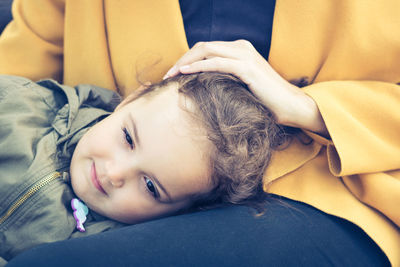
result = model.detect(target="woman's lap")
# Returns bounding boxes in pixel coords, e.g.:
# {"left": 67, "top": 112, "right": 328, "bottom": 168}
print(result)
{"left": 6, "top": 195, "right": 389, "bottom": 267}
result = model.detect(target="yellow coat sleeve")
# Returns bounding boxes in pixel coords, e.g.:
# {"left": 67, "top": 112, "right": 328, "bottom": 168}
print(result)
{"left": 343, "top": 170, "right": 400, "bottom": 227}
{"left": 0, "top": 0, "right": 65, "bottom": 81}
{"left": 305, "top": 81, "right": 400, "bottom": 227}
{"left": 304, "top": 81, "right": 400, "bottom": 176}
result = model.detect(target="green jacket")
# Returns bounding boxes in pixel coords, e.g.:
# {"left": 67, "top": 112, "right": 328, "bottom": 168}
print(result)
{"left": 0, "top": 75, "right": 124, "bottom": 262}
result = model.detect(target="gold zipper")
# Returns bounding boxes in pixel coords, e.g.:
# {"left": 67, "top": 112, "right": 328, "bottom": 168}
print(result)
{"left": 0, "top": 171, "right": 62, "bottom": 224}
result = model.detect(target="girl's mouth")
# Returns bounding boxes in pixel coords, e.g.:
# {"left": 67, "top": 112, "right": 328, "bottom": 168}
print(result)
{"left": 91, "top": 162, "right": 107, "bottom": 195}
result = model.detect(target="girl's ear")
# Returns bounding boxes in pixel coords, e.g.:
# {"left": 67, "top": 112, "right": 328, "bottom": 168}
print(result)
{"left": 115, "top": 83, "right": 151, "bottom": 111}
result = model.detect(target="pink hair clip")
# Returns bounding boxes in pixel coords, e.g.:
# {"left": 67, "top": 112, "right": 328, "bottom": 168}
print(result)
{"left": 71, "top": 198, "right": 89, "bottom": 232}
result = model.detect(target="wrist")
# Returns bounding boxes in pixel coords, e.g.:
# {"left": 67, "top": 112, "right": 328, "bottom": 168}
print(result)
{"left": 291, "top": 93, "right": 329, "bottom": 137}
{"left": 275, "top": 84, "right": 329, "bottom": 137}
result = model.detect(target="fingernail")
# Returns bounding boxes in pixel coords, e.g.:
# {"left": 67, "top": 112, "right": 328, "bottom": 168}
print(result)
{"left": 165, "top": 66, "right": 176, "bottom": 78}
{"left": 180, "top": 65, "right": 190, "bottom": 71}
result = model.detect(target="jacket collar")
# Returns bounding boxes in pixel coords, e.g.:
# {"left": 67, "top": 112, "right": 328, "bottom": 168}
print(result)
{"left": 37, "top": 79, "right": 121, "bottom": 160}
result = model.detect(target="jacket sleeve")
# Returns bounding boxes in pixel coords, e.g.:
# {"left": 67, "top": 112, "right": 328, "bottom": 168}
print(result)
{"left": 0, "top": 0, "right": 65, "bottom": 82}
{"left": 342, "top": 171, "right": 400, "bottom": 227}
{"left": 304, "top": 80, "right": 400, "bottom": 176}
{"left": 304, "top": 81, "right": 400, "bottom": 227}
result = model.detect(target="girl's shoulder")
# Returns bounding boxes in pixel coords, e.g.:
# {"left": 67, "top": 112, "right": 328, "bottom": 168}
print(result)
{"left": 0, "top": 75, "right": 65, "bottom": 112}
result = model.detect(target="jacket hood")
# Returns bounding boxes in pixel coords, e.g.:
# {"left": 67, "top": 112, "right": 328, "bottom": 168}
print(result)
{"left": 36, "top": 80, "right": 122, "bottom": 161}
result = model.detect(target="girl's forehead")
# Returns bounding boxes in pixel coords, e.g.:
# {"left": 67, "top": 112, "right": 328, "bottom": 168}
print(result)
{"left": 123, "top": 87, "right": 213, "bottom": 201}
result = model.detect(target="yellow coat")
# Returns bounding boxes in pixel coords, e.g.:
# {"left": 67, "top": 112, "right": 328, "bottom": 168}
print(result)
{"left": 0, "top": 0, "right": 399, "bottom": 265}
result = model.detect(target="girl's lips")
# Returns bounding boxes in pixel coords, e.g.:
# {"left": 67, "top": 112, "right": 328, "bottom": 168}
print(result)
{"left": 91, "top": 162, "right": 107, "bottom": 195}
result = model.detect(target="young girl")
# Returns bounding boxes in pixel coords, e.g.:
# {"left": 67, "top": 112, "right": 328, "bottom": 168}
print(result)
{"left": 0, "top": 72, "right": 283, "bottom": 261}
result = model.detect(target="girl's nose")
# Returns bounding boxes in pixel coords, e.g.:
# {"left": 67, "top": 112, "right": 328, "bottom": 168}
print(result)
{"left": 110, "top": 180, "right": 124, "bottom": 188}
{"left": 105, "top": 161, "right": 127, "bottom": 188}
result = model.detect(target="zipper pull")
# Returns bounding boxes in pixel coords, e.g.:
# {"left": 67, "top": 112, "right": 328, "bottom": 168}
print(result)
{"left": 62, "top": 172, "right": 70, "bottom": 183}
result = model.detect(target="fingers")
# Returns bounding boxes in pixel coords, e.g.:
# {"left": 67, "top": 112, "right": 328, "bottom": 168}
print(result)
{"left": 164, "top": 40, "right": 255, "bottom": 79}
{"left": 178, "top": 57, "right": 243, "bottom": 77}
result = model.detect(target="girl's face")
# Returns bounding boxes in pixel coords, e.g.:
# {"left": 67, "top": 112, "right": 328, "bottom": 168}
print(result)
{"left": 70, "top": 84, "right": 212, "bottom": 224}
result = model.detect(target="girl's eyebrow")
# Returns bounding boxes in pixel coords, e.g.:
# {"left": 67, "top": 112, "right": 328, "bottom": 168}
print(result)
{"left": 129, "top": 114, "right": 141, "bottom": 148}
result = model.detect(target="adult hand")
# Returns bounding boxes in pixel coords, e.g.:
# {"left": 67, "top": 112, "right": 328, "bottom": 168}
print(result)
{"left": 164, "top": 40, "right": 328, "bottom": 136}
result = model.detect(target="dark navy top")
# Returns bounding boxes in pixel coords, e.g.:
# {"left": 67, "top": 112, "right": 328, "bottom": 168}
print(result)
{"left": 0, "top": 0, "right": 13, "bottom": 34}
{"left": 179, "top": 0, "right": 276, "bottom": 60}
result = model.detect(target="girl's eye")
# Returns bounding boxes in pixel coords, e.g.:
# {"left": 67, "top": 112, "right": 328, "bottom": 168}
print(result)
{"left": 144, "top": 177, "right": 159, "bottom": 199}
{"left": 123, "top": 127, "right": 134, "bottom": 149}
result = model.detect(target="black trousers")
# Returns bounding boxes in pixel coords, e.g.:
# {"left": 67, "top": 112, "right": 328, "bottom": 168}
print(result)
{"left": 7, "top": 195, "right": 389, "bottom": 267}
